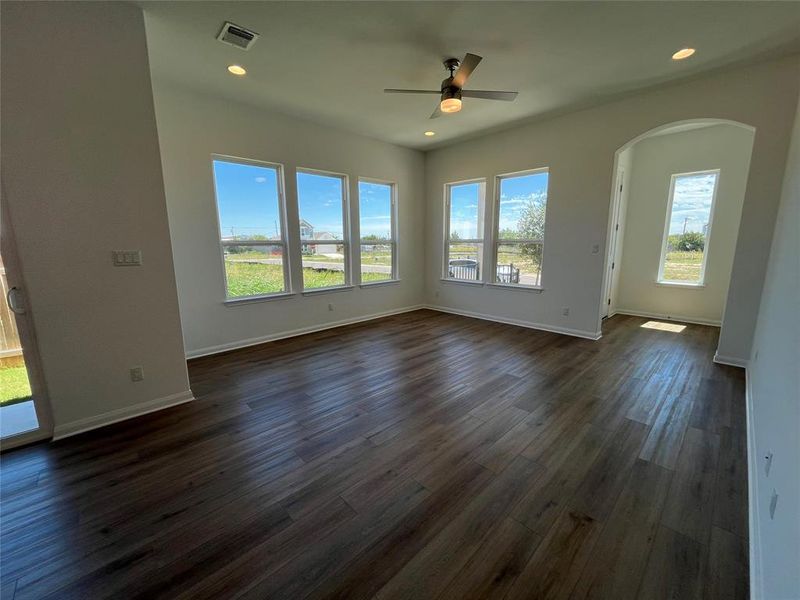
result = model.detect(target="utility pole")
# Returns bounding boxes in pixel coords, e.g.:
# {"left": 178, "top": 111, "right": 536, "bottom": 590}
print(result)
{"left": 682, "top": 217, "right": 689, "bottom": 234}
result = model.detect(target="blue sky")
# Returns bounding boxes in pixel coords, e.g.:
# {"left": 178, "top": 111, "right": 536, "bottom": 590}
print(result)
{"left": 449, "top": 172, "right": 549, "bottom": 238}
{"left": 669, "top": 172, "right": 717, "bottom": 235}
{"left": 498, "top": 172, "right": 549, "bottom": 233}
{"left": 358, "top": 181, "right": 392, "bottom": 239}
{"left": 213, "top": 160, "right": 282, "bottom": 240}
{"left": 213, "top": 160, "right": 392, "bottom": 240}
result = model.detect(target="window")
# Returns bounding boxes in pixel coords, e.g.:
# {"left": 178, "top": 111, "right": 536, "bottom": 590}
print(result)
{"left": 444, "top": 180, "right": 486, "bottom": 281}
{"left": 658, "top": 170, "right": 719, "bottom": 285}
{"left": 296, "top": 170, "right": 349, "bottom": 290}
{"left": 493, "top": 169, "right": 549, "bottom": 287}
{"left": 212, "top": 157, "right": 289, "bottom": 299}
{"left": 358, "top": 180, "right": 396, "bottom": 283}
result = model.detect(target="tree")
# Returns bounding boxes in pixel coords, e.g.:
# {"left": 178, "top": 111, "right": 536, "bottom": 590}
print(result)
{"left": 668, "top": 231, "right": 705, "bottom": 252}
{"left": 515, "top": 195, "right": 546, "bottom": 262}
{"left": 449, "top": 230, "right": 461, "bottom": 242}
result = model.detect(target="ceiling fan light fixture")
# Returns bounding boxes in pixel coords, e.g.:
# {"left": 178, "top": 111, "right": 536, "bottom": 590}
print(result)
{"left": 440, "top": 97, "right": 462, "bottom": 113}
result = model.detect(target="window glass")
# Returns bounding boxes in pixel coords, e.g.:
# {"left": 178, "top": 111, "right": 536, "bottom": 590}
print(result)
{"left": 297, "top": 171, "right": 348, "bottom": 289}
{"left": 212, "top": 159, "right": 288, "bottom": 298}
{"left": 659, "top": 171, "right": 719, "bottom": 284}
{"left": 494, "top": 170, "right": 549, "bottom": 287}
{"left": 445, "top": 181, "right": 485, "bottom": 281}
{"left": 359, "top": 181, "right": 395, "bottom": 283}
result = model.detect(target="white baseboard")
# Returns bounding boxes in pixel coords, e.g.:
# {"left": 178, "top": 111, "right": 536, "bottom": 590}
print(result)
{"left": 423, "top": 304, "right": 602, "bottom": 340}
{"left": 615, "top": 308, "right": 722, "bottom": 327}
{"left": 745, "top": 368, "right": 762, "bottom": 600}
{"left": 713, "top": 352, "right": 749, "bottom": 369}
{"left": 186, "top": 304, "right": 426, "bottom": 359}
{"left": 52, "top": 390, "right": 195, "bottom": 441}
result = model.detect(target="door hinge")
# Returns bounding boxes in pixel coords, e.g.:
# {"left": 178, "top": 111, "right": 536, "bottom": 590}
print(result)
{"left": 611, "top": 262, "right": 615, "bottom": 270}
{"left": 608, "top": 298, "right": 611, "bottom": 305}
{"left": 615, "top": 223, "right": 619, "bottom": 231}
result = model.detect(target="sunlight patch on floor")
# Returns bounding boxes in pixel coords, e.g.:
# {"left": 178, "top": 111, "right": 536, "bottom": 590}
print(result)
{"left": 640, "top": 320, "right": 687, "bottom": 333}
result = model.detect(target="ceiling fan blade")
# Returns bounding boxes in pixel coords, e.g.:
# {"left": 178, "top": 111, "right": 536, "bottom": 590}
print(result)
{"left": 461, "top": 90, "right": 518, "bottom": 101}
{"left": 429, "top": 104, "right": 442, "bottom": 119}
{"left": 452, "top": 53, "right": 482, "bottom": 88}
{"left": 384, "top": 89, "right": 441, "bottom": 95}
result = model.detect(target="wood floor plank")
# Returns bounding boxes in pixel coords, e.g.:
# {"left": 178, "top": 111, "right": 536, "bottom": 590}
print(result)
{"left": 661, "top": 426, "right": 721, "bottom": 544}
{"left": 0, "top": 311, "right": 748, "bottom": 599}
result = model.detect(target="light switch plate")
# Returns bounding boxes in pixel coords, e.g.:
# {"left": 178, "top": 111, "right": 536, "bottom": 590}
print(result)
{"left": 112, "top": 250, "right": 142, "bottom": 267}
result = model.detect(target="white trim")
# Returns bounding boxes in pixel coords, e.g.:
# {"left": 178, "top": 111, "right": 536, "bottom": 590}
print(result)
{"left": 440, "top": 278, "right": 484, "bottom": 287}
{"left": 486, "top": 283, "right": 544, "bottom": 293}
{"left": 712, "top": 352, "right": 749, "bottom": 368}
{"left": 359, "top": 279, "right": 401, "bottom": 288}
{"left": 615, "top": 308, "right": 721, "bottom": 327}
{"left": 654, "top": 281, "right": 706, "bottom": 289}
{"left": 186, "top": 304, "right": 426, "bottom": 359}
{"left": 52, "top": 390, "right": 195, "bottom": 441}
{"left": 745, "top": 368, "right": 763, "bottom": 600}
{"left": 424, "top": 304, "right": 602, "bottom": 340}
{"left": 301, "top": 285, "right": 355, "bottom": 296}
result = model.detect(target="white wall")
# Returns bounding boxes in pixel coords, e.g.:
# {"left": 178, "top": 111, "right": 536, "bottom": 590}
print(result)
{"left": 616, "top": 124, "right": 754, "bottom": 325}
{"left": 424, "top": 57, "right": 799, "bottom": 359}
{"left": 149, "top": 83, "right": 425, "bottom": 357}
{"left": 0, "top": 1, "right": 192, "bottom": 436}
{"left": 748, "top": 95, "right": 800, "bottom": 600}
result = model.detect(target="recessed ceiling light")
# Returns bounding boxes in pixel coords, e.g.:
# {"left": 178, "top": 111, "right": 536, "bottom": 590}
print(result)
{"left": 227, "top": 64, "right": 247, "bottom": 75}
{"left": 424, "top": 131, "right": 436, "bottom": 137}
{"left": 671, "top": 48, "right": 695, "bottom": 61}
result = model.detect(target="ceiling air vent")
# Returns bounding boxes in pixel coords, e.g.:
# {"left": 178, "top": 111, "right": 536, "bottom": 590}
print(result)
{"left": 217, "top": 22, "right": 259, "bottom": 51}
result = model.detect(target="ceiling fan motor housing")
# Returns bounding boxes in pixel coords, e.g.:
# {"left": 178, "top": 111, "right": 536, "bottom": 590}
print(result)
{"left": 440, "top": 78, "right": 462, "bottom": 100}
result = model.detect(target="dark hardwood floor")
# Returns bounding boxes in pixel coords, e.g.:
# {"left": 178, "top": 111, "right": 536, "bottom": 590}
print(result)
{"left": 0, "top": 310, "right": 749, "bottom": 599}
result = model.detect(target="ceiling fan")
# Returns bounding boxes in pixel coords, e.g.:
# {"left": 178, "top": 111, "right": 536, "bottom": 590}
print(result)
{"left": 384, "top": 53, "right": 518, "bottom": 119}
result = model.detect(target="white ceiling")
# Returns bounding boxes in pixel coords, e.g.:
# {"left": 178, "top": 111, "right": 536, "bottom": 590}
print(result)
{"left": 141, "top": 1, "right": 800, "bottom": 150}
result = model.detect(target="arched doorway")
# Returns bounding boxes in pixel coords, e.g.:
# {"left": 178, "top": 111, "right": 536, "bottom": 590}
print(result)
{"left": 599, "top": 119, "right": 756, "bottom": 336}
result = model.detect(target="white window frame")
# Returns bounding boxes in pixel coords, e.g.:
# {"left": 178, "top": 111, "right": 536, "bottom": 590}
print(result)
{"left": 491, "top": 167, "right": 549, "bottom": 289}
{"left": 358, "top": 177, "right": 398, "bottom": 285}
{"left": 656, "top": 169, "right": 720, "bottom": 287}
{"left": 443, "top": 178, "right": 486, "bottom": 283}
{"left": 211, "top": 154, "right": 292, "bottom": 302}
{"left": 296, "top": 167, "right": 351, "bottom": 291}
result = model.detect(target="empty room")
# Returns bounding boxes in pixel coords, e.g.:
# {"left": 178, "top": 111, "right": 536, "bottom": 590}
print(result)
{"left": 1, "top": 1, "right": 799, "bottom": 599}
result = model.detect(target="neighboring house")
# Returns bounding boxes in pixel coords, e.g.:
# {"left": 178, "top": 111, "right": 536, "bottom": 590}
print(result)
{"left": 313, "top": 231, "right": 338, "bottom": 255}
{"left": 300, "top": 219, "right": 338, "bottom": 254}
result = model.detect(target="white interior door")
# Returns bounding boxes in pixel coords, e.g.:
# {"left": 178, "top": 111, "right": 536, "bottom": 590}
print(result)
{"left": 1, "top": 195, "right": 53, "bottom": 450}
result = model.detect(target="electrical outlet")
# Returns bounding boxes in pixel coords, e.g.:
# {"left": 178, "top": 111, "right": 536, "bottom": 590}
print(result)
{"left": 112, "top": 250, "right": 142, "bottom": 267}
{"left": 130, "top": 366, "right": 144, "bottom": 382}
{"left": 765, "top": 452, "right": 773, "bottom": 477}
{"left": 562, "top": 307, "right": 570, "bottom": 317}
{"left": 769, "top": 489, "right": 778, "bottom": 519}
{"left": 328, "top": 303, "right": 334, "bottom": 312}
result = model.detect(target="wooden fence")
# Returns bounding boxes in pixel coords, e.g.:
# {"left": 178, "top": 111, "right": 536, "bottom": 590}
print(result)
{"left": 0, "top": 266, "right": 23, "bottom": 363}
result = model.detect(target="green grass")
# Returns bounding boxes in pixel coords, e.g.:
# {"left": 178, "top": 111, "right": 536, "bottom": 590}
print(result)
{"left": 0, "top": 366, "right": 32, "bottom": 406}
{"left": 225, "top": 260, "right": 386, "bottom": 298}
{"left": 663, "top": 250, "right": 703, "bottom": 282}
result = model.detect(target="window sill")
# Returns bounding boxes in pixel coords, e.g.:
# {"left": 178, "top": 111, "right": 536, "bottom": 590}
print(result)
{"left": 224, "top": 292, "right": 295, "bottom": 306}
{"left": 655, "top": 281, "right": 706, "bottom": 289}
{"left": 302, "top": 285, "right": 355, "bottom": 297}
{"left": 487, "top": 283, "right": 544, "bottom": 293}
{"left": 440, "top": 278, "right": 484, "bottom": 287}
{"left": 360, "top": 279, "right": 401, "bottom": 288}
